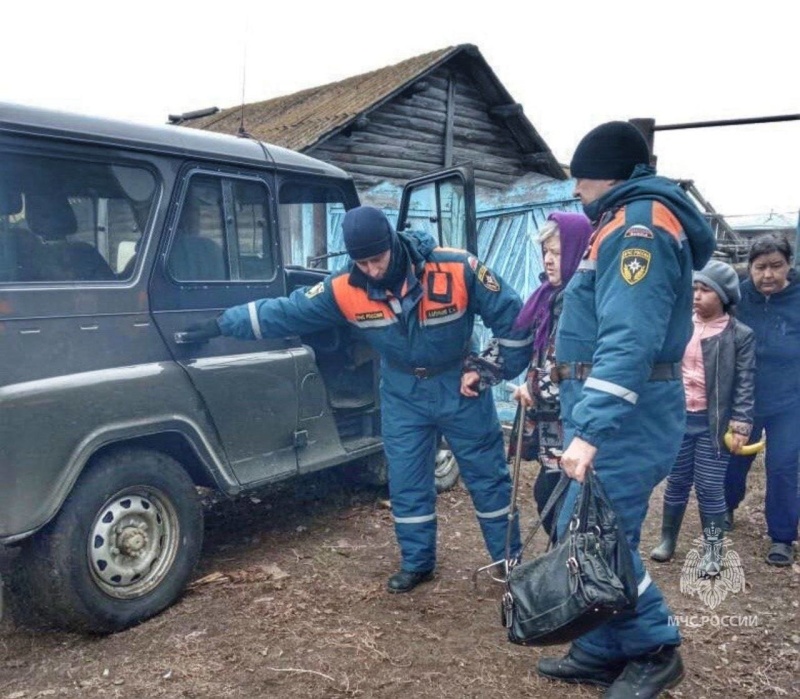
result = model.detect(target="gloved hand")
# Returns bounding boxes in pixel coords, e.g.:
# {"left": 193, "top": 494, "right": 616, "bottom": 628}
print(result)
{"left": 175, "top": 317, "right": 221, "bottom": 344}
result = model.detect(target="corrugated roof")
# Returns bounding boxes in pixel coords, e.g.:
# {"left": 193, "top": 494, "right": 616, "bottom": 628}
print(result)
{"left": 187, "top": 47, "right": 457, "bottom": 152}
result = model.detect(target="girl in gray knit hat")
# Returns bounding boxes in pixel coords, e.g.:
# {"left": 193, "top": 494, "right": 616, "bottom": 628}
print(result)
{"left": 651, "top": 259, "right": 755, "bottom": 577}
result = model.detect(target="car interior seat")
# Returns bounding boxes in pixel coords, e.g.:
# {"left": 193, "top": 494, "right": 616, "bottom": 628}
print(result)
{"left": 168, "top": 230, "right": 226, "bottom": 281}
{"left": 25, "top": 194, "right": 116, "bottom": 281}
{"left": 0, "top": 188, "right": 46, "bottom": 282}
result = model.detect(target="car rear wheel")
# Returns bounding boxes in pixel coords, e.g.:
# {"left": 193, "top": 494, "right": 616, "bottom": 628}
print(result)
{"left": 435, "top": 446, "right": 460, "bottom": 493}
{"left": 9, "top": 448, "right": 203, "bottom": 633}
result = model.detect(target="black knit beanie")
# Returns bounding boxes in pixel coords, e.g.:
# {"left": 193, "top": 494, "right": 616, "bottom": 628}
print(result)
{"left": 342, "top": 206, "right": 394, "bottom": 260}
{"left": 570, "top": 121, "right": 650, "bottom": 180}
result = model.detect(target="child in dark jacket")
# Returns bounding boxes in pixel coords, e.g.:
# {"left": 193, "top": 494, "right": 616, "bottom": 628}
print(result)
{"left": 651, "top": 260, "right": 755, "bottom": 576}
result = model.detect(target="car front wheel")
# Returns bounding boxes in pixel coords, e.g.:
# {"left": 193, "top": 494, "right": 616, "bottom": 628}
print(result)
{"left": 9, "top": 448, "right": 203, "bottom": 633}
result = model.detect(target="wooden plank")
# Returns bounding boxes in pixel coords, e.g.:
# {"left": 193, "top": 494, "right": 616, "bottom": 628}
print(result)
{"left": 444, "top": 73, "right": 455, "bottom": 168}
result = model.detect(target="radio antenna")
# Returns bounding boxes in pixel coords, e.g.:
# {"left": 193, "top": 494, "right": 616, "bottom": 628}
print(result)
{"left": 238, "top": 44, "right": 251, "bottom": 138}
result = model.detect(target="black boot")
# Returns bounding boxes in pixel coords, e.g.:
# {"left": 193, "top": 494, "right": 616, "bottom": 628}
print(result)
{"left": 538, "top": 645, "right": 626, "bottom": 688}
{"left": 386, "top": 569, "right": 434, "bottom": 593}
{"left": 722, "top": 507, "right": 735, "bottom": 532}
{"left": 698, "top": 513, "right": 726, "bottom": 578}
{"left": 605, "top": 645, "right": 684, "bottom": 698}
{"left": 650, "top": 503, "right": 686, "bottom": 562}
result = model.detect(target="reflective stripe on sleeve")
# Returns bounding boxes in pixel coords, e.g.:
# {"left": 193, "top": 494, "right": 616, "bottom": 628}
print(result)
{"left": 638, "top": 570, "right": 652, "bottom": 595}
{"left": 476, "top": 505, "right": 510, "bottom": 519}
{"left": 393, "top": 513, "right": 437, "bottom": 524}
{"left": 584, "top": 376, "right": 638, "bottom": 404}
{"left": 577, "top": 259, "right": 597, "bottom": 271}
{"left": 248, "top": 302, "right": 263, "bottom": 340}
{"left": 496, "top": 335, "right": 534, "bottom": 348}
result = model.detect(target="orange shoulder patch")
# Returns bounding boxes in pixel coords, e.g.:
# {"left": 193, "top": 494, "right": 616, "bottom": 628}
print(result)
{"left": 589, "top": 209, "right": 626, "bottom": 260}
{"left": 651, "top": 202, "right": 683, "bottom": 242}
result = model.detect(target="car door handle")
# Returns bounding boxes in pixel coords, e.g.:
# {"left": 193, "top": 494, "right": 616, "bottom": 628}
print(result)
{"left": 174, "top": 332, "right": 208, "bottom": 345}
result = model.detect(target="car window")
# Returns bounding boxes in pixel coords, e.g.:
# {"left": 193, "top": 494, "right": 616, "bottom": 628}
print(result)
{"left": 168, "top": 174, "right": 275, "bottom": 282}
{"left": 0, "top": 152, "right": 157, "bottom": 283}
{"left": 278, "top": 181, "right": 347, "bottom": 269}
{"left": 402, "top": 175, "right": 467, "bottom": 250}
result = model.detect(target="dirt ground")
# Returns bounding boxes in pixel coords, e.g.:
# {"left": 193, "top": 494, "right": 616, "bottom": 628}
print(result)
{"left": 1, "top": 456, "right": 798, "bottom": 699}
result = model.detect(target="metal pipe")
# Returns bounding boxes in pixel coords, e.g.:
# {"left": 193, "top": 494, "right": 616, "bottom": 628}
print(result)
{"left": 654, "top": 114, "right": 800, "bottom": 131}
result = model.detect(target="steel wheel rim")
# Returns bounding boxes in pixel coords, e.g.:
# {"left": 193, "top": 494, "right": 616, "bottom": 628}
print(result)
{"left": 87, "top": 486, "right": 180, "bottom": 599}
{"left": 435, "top": 449, "right": 457, "bottom": 479}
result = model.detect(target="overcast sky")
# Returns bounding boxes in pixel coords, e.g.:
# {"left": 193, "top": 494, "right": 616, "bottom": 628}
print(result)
{"left": 3, "top": 1, "right": 797, "bottom": 219}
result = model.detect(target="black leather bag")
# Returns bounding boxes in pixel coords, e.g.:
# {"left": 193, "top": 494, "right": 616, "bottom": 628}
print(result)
{"left": 502, "top": 471, "right": 638, "bottom": 646}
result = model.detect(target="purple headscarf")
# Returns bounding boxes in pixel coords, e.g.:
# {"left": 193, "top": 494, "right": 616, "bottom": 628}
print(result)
{"left": 513, "top": 212, "right": 593, "bottom": 350}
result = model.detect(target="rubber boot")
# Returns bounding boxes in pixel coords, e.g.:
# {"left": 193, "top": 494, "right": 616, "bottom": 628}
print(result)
{"left": 698, "top": 513, "right": 726, "bottom": 578}
{"left": 650, "top": 503, "right": 686, "bottom": 562}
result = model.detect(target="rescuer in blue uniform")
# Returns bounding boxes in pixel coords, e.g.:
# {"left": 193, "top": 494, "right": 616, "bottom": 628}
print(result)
{"left": 182, "top": 206, "right": 530, "bottom": 593}
{"left": 536, "top": 122, "right": 715, "bottom": 699}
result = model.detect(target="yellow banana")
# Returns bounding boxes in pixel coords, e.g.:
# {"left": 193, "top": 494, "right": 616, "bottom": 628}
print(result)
{"left": 724, "top": 428, "right": 765, "bottom": 456}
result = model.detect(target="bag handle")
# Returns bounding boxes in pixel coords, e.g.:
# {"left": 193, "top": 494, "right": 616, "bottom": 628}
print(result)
{"left": 503, "top": 402, "right": 527, "bottom": 562}
{"left": 518, "top": 468, "right": 606, "bottom": 558}
{"left": 517, "top": 472, "right": 571, "bottom": 557}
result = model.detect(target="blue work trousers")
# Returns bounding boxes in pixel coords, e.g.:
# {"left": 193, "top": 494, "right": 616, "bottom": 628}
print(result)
{"left": 381, "top": 367, "right": 520, "bottom": 573}
{"left": 557, "top": 380, "right": 683, "bottom": 661}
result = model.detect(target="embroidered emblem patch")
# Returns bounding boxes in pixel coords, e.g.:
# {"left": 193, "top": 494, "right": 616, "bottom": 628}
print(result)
{"left": 477, "top": 265, "right": 500, "bottom": 292}
{"left": 620, "top": 249, "right": 652, "bottom": 285}
{"left": 305, "top": 281, "right": 325, "bottom": 298}
{"left": 624, "top": 225, "right": 654, "bottom": 239}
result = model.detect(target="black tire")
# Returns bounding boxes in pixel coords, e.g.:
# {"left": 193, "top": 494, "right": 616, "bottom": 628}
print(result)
{"left": 435, "top": 444, "right": 460, "bottom": 493}
{"left": 349, "top": 452, "right": 389, "bottom": 487}
{"left": 9, "top": 448, "right": 203, "bottom": 633}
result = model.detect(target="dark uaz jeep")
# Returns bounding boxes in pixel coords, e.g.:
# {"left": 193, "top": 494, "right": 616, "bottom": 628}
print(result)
{"left": 0, "top": 103, "right": 463, "bottom": 632}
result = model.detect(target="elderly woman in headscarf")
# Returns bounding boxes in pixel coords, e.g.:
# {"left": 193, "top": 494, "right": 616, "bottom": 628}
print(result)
{"left": 511, "top": 212, "right": 593, "bottom": 533}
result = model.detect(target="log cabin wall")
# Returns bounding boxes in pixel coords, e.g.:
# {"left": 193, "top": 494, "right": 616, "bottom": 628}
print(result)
{"left": 307, "top": 63, "right": 530, "bottom": 192}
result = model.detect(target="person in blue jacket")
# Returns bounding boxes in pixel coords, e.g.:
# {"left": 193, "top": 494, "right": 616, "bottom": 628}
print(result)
{"left": 725, "top": 234, "right": 800, "bottom": 567}
{"left": 536, "top": 122, "right": 715, "bottom": 699}
{"left": 181, "top": 206, "right": 531, "bottom": 593}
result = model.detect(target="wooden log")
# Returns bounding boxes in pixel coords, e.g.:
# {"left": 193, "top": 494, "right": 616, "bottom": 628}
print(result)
{"left": 316, "top": 150, "right": 444, "bottom": 170}
{"left": 337, "top": 121, "right": 444, "bottom": 145}
{"left": 367, "top": 112, "right": 447, "bottom": 135}
{"left": 374, "top": 102, "right": 449, "bottom": 124}
{"left": 452, "top": 147, "right": 524, "bottom": 172}
{"left": 337, "top": 162, "right": 430, "bottom": 180}
{"left": 314, "top": 141, "right": 445, "bottom": 163}
{"left": 397, "top": 94, "right": 449, "bottom": 113}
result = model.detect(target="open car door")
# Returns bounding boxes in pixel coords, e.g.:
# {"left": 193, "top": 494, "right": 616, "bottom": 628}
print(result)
{"left": 396, "top": 165, "right": 477, "bottom": 255}
{"left": 396, "top": 166, "right": 479, "bottom": 493}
